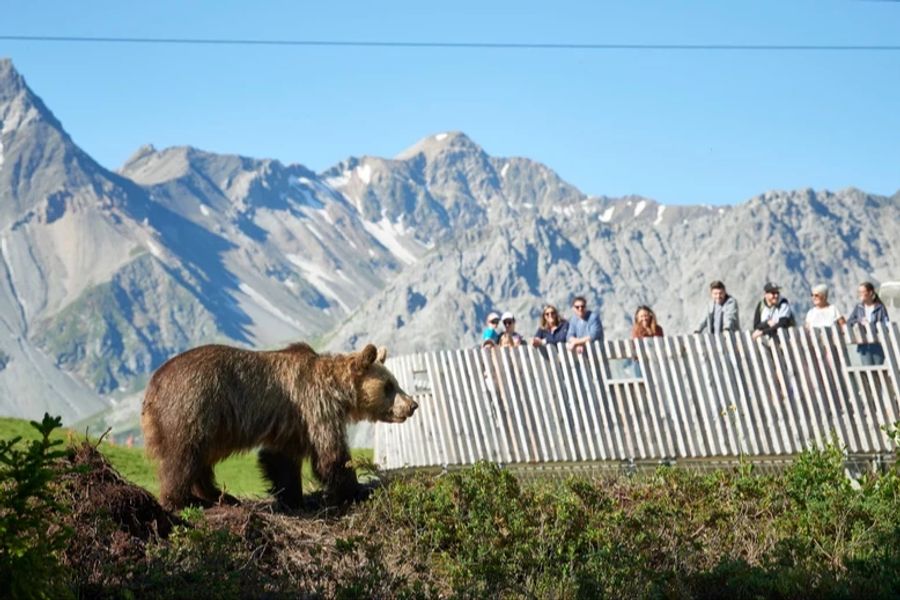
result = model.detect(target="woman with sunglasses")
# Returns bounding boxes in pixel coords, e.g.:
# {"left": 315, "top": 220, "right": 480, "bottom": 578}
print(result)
{"left": 498, "top": 312, "right": 525, "bottom": 347}
{"left": 531, "top": 304, "right": 569, "bottom": 347}
{"left": 804, "top": 284, "right": 845, "bottom": 329}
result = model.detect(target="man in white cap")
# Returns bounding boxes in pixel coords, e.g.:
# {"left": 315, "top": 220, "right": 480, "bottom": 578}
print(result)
{"left": 498, "top": 311, "right": 524, "bottom": 347}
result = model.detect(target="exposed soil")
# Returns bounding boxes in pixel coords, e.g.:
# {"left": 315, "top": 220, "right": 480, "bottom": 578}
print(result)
{"left": 51, "top": 443, "right": 436, "bottom": 598}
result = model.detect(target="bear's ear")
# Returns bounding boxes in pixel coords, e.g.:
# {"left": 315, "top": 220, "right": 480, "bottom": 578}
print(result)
{"left": 353, "top": 344, "right": 378, "bottom": 373}
{"left": 376, "top": 346, "right": 388, "bottom": 364}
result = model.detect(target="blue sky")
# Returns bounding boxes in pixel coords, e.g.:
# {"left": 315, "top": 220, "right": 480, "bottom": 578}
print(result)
{"left": 2, "top": 0, "right": 898, "bottom": 205}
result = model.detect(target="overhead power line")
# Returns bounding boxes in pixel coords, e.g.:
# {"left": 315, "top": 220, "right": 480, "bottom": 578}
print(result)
{"left": 1, "top": 34, "right": 900, "bottom": 51}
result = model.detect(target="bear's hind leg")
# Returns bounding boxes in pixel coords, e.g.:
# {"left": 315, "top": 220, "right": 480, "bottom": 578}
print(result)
{"left": 258, "top": 449, "right": 302, "bottom": 510}
{"left": 191, "top": 463, "right": 239, "bottom": 507}
{"left": 158, "top": 458, "right": 196, "bottom": 511}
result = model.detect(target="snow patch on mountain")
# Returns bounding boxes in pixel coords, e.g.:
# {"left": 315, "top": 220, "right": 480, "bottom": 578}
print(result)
{"left": 239, "top": 282, "right": 304, "bottom": 329}
{"left": 356, "top": 163, "right": 372, "bottom": 184}
{"left": 323, "top": 172, "right": 350, "bottom": 188}
{"left": 304, "top": 222, "right": 324, "bottom": 242}
{"left": 653, "top": 205, "right": 666, "bottom": 226}
{"left": 285, "top": 254, "right": 350, "bottom": 312}
{"left": 146, "top": 240, "right": 164, "bottom": 259}
{"left": 0, "top": 236, "right": 19, "bottom": 296}
{"left": 599, "top": 206, "right": 615, "bottom": 222}
{"left": 633, "top": 200, "right": 647, "bottom": 217}
{"left": 362, "top": 217, "right": 418, "bottom": 265}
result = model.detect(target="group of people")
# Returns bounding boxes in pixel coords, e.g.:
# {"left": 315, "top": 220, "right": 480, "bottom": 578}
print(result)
{"left": 481, "top": 296, "right": 603, "bottom": 355}
{"left": 479, "top": 280, "right": 891, "bottom": 365}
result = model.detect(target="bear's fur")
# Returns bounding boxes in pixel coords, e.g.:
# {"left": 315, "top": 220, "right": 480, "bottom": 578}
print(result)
{"left": 141, "top": 342, "right": 417, "bottom": 511}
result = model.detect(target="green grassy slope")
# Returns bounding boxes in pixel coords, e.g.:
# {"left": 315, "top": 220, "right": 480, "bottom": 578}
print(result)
{"left": 0, "top": 417, "right": 373, "bottom": 497}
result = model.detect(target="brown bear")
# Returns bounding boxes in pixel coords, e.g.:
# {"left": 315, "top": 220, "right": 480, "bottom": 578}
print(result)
{"left": 141, "top": 342, "right": 417, "bottom": 511}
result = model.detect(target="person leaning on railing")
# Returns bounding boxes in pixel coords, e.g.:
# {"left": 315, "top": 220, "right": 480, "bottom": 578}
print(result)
{"left": 531, "top": 304, "right": 569, "bottom": 347}
{"left": 846, "top": 281, "right": 890, "bottom": 365}
{"left": 805, "top": 284, "right": 846, "bottom": 329}
{"left": 498, "top": 312, "right": 525, "bottom": 348}
{"left": 480, "top": 311, "right": 502, "bottom": 347}
{"left": 751, "top": 282, "right": 796, "bottom": 341}
{"left": 695, "top": 280, "right": 740, "bottom": 334}
{"left": 566, "top": 295, "right": 604, "bottom": 354}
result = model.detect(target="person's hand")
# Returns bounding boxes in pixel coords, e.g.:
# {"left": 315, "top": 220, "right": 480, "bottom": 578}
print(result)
{"left": 531, "top": 337, "right": 543, "bottom": 347}
{"left": 566, "top": 341, "right": 575, "bottom": 351}
{"left": 751, "top": 330, "right": 763, "bottom": 340}
{"left": 767, "top": 318, "right": 777, "bottom": 327}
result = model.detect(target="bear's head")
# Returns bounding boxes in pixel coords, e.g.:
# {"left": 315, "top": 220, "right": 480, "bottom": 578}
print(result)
{"left": 350, "top": 344, "right": 418, "bottom": 423}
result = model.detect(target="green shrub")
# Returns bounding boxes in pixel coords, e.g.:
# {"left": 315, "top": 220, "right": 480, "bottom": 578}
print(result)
{"left": 139, "top": 518, "right": 252, "bottom": 599}
{"left": 364, "top": 450, "right": 900, "bottom": 599}
{"left": 0, "top": 414, "right": 73, "bottom": 600}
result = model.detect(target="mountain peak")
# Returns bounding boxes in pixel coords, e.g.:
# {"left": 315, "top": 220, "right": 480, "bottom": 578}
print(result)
{"left": 0, "top": 57, "right": 64, "bottom": 135}
{"left": 123, "top": 143, "right": 158, "bottom": 165}
{"left": 0, "top": 58, "right": 24, "bottom": 93}
{"left": 395, "top": 131, "right": 483, "bottom": 161}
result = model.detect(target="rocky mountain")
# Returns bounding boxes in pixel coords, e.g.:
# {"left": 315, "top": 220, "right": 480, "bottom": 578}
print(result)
{"left": 1, "top": 57, "right": 898, "bottom": 436}
{"left": 0, "top": 59, "right": 421, "bottom": 423}
{"left": 325, "top": 184, "right": 900, "bottom": 353}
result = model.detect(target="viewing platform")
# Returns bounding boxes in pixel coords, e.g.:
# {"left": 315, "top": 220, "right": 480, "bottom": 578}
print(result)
{"left": 375, "top": 324, "right": 900, "bottom": 474}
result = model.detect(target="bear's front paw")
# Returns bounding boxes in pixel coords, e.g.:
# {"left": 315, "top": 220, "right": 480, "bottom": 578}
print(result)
{"left": 322, "top": 479, "right": 367, "bottom": 506}
{"left": 352, "top": 482, "right": 376, "bottom": 502}
{"left": 218, "top": 492, "right": 241, "bottom": 506}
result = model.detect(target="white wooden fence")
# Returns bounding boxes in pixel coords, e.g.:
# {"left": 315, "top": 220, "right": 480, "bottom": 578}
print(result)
{"left": 374, "top": 323, "right": 900, "bottom": 472}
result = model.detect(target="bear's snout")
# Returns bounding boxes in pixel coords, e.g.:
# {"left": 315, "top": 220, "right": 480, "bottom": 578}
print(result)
{"left": 390, "top": 394, "right": 418, "bottom": 422}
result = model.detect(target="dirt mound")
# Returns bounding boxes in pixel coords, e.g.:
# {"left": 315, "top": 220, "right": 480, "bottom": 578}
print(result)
{"left": 59, "top": 442, "right": 179, "bottom": 539}
{"left": 48, "top": 445, "right": 434, "bottom": 597}
{"left": 55, "top": 442, "right": 181, "bottom": 591}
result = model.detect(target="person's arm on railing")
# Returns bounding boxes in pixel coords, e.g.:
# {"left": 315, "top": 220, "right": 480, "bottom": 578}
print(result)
{"left": 724, "top": 298, "right": 740, "bottom": 331}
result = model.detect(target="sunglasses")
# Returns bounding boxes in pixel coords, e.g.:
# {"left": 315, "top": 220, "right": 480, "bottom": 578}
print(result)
{"left": 503, "top": 319, "right": 515, "bottom": 324}
{"left": 544, "top": 310, "right": 557, "bottom": 316}
{"left": 489, "top": 318, "right": 500, "bottom": 324}
{"left": 573, "top": 304, "right": 586, "bottom": 310}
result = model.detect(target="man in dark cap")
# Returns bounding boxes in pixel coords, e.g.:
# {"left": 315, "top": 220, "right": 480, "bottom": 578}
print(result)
{"left": 751, "top": 282, "right": 795, "bottom": 340}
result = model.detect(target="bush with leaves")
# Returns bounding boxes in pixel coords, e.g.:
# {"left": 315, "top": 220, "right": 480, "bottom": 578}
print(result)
{"left": 0, "top": 414, "right": 73, "bottom": 600}
{"left": 361, "top": 444, "right": 900, "bottom": 599}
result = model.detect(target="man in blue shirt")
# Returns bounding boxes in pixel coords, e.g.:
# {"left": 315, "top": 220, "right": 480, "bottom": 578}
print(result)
{"left": 566, "top": 295, "right": 603, "bottom": 353}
